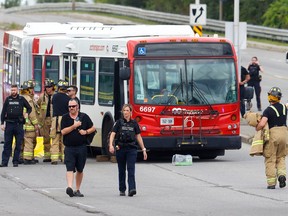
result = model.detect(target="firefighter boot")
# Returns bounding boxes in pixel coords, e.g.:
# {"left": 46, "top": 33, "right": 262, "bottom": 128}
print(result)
{"left": 278, "top": 175, "right": 286, "bottom": 188}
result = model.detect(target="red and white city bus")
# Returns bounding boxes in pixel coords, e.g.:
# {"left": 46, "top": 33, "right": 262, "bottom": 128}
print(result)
{"left": 2, "top": 23, "right": 241, "bottom": 159}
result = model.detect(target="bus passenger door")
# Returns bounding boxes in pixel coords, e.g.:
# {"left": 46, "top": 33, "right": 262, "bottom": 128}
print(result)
{"left": 63, "top": 54, "right": 77, "bottom": 85}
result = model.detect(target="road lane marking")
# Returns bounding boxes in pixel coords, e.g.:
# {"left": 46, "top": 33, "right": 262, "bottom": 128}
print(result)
{"left": 76, "top": 202, "right": 95, "bottom": 209}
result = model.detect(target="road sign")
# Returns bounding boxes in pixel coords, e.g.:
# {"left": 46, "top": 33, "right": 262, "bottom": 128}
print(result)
{"left": 193, "top": 26, "right": 203, "bottom": 36}
{"left": 190, "top": 4, "right": 206, "bottom": 26}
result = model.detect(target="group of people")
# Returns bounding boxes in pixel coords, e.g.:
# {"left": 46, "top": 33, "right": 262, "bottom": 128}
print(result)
{"left": 241, "top": 57, "right": 287, "bottom": 189}
{"left": 0, "top": 79, "right": 147, "bottom": 197}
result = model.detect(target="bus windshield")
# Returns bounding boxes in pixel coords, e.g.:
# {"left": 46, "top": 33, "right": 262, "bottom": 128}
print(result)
{"left": 133, "top": 58, "right": 237, "bottom": 105}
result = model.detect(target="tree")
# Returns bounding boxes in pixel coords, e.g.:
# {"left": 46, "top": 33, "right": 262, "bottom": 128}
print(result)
{"left": 4, "top": 0, "right": 21, "bottom": 8}
{"left": 262, "top": 0, "right": 288, "bottom": 28}
{"left": 240, "top": 0, "right": 274, "bottom": 25}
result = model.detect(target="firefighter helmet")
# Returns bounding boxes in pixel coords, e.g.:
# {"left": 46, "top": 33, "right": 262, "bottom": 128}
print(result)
{"left": 44, "top": 78, "right": 55, "bottom": 87}
{"left": 268, "top": 87, "right": 282, "bottom": 98}
{"left": 21, "top": 80, "right": 35, "bottom": 90}
{"left": 57, "top": 79, "right": 68, "bottom": 90}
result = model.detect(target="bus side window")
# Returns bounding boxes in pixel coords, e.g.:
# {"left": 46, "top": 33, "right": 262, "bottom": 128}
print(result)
{"left": 80, "top": 57, "right": 96, "bottom": 105}
{"left": 98, "top": 58, "right": 114, "bottom": 106}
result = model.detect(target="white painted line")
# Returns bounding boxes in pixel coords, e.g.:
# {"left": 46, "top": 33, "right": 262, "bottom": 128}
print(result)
{"left": 76, "top": 202, "right": 95, "bottom": 209}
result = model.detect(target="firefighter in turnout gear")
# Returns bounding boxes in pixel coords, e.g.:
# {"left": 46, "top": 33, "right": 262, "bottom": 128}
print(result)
{"left": 20, "top": 80, "right": 40, "bottom": 165}
{"left": 50, "top": 79, "right": 70, "bottom": 164}
{"left": 37, "top": 78, "right": 55, "bottom": 162}
{"left": 256, "top": 87, "right": 287, "bottom": 189}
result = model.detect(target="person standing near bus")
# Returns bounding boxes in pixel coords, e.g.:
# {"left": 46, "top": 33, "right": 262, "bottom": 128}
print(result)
{"left": 109, "top": 104, "right": 147, "bottom": 197}
{"left": 61, "top": 98, "right": 96, "bottom": 197}
{"left": 37, "top": 78, "right": 55, "bottom": 162}
{"left": 256, "top": 87, "right": 287, "bottom": 189}
{"left": 20, "top": 80, "right": 40, "bottom": 165}
{"left": 67, "top": 85, "right": 80, "bottom": 109}
{"left": 50, "top": 80, "right": 70, "bottom": 165}
{"left": 239, "top": 66, "right": 250, "bottom": 117}
{"left": 247, "top": 56, "right": 264, "bottom": 111}
{"left": 0, "top": 84, "right": 32, "bottom": 167}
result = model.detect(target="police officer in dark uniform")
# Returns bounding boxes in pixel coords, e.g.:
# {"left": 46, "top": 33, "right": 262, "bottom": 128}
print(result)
{"left": 256, "top": 87, "right": 287, "bottom": 189}
{"left": 109, "top": 104, "right": 147, "bottom": 197}
{"left": 0, "top": 84, "right": 32, "bottom": 167}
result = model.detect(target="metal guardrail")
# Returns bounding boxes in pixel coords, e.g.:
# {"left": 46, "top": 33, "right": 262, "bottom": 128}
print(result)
{"left": 3, "top": 2, "right": 288, "bottom": 42}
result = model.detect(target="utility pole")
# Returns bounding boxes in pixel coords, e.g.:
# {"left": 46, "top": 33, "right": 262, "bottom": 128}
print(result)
{"left": 234, "top": 0, "right": 240, "bottom": 72}
{"left": 219, "top": 0, "right": 223, "bottom": 20}
{"left": 72, "top": 0, "right": 75, "bottom": 11}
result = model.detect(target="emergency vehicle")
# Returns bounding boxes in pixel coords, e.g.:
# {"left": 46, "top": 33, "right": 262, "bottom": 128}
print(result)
{"left": 2, "top": 23, "right": 241, "bottom": 159}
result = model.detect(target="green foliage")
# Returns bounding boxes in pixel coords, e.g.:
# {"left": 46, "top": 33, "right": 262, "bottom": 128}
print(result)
{"left": 37, "top": 0, "right": 84, "bottom": 3}
{"left": 240, "top": 0, "right": 274, "bottom": 25}
{"left": 4, "top": 0, "right": 21, "bottom": 8}
{"left": 262, "top": 0, "right": 288, "bottom": 28}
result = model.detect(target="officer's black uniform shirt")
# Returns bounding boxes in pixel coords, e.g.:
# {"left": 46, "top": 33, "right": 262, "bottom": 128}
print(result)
{"left": 61, "top": 112, "right": 93, "bottom": 147}
{"left": 263, "top": 102, "right": 287, "bottom": 129}
{"left": 1, "top": 94, "right": 32, "bottom": 124}
{"left": 52, "top": 92, "right": 70, "bottom": 117}
{"left": 112, "top": 118, "right": 141, "bottom": 146}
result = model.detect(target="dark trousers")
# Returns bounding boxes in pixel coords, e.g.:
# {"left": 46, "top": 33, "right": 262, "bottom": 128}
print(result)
{"left": 248, "top": 80, "right": 261, "bottom": 109}
{"left": 2, "top": 122, "right": 24, "bottom": 165}
{"left": 240, "top": 85, "right": 245, "bottom": 117}
{"left": 116, "top": 146, "right": 137, "bottom": 192}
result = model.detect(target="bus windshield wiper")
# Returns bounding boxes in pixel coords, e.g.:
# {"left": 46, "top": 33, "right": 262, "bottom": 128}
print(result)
{"left": 189, "top": 69, "right": 214, "bottom": 111}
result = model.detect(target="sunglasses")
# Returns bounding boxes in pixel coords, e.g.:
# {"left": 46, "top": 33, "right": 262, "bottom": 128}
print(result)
{"left": 68, "top": 105, "right": 77, "bottom": 108}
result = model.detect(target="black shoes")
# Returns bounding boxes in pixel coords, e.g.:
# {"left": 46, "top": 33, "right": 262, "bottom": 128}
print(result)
{"left": 278, "top": 175, "right": 286, "bottom": 188}
{"left": 43, "top": 159, "right": 52, "bottom": 163}
{"left": 267, "top": 185, "right": 276, "bottom": 189}
{"left": 13, "top": 164, "right": 18, "bottom": 167}
{"left": 0, "top": 164, "right": 8, "bottom": 167}
{"left": 66, "top": 187, "right": 74, "bottom": 197}
{"left": 24, "top": 159, "right": 36, "bottom": 165}
{"left": 66, "top": 188, "right": 84, "bottom": 197}
{"left": 120, "top": 191, "right": 125, "bottom": 196}
{"left": 74, "top": 190, "right": 84, "bottom": 197}
{"left": 128, "top": 189, "right": 136, "bottom": 197}
{"left": 51, "top": 161, "right": 58, "bottom": 165}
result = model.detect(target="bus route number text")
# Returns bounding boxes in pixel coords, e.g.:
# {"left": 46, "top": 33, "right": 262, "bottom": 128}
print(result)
{"left": 139, "top": 106, "right": 155, "bottom": 113}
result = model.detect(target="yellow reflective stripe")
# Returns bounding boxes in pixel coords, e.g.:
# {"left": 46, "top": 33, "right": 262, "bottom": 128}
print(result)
{"left": 23, "top": 152, "right": 34, "bottom": 157}
{"left": 31, "top": 119, "right": 38, "bottom": 125}
{"left": 41, "top": 105, "right": 47, "bottom": 109}
{"left": 51, "top": 154, "right": 59, "bottom": 160}
{"left": 267, "top": 177, "right": 276, "bottom": 184}
{"left": 251, "top": 140, "right": 263, "bottom": 146}
{"left": 282, "top": 103, "right": 285, "bottom": 115}
{"left": 44, "top": 153, "right": 51, "bottom": 157}
{"left": 269, "top": 105, "right": 279, "bottom": 117}
{"left": 277, "top": 170, "right": 286, "bottom": 176}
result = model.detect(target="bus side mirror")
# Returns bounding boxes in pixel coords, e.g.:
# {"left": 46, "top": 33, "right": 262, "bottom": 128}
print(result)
{"left": 286, "top": 52, "right": 288, "bottom": 63}
{"left": 120, "top": 67, "right": 131, "bottom": 80}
